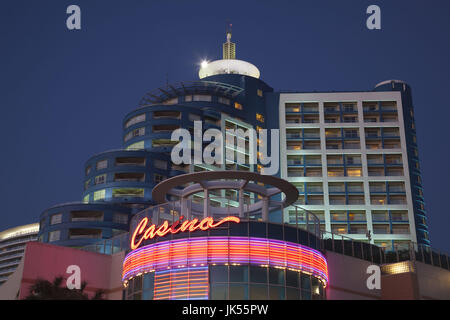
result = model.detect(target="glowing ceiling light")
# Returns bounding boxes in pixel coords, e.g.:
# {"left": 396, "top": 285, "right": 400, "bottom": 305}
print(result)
{"left": 201, "top": 60, "right": 208, "bottom": 68}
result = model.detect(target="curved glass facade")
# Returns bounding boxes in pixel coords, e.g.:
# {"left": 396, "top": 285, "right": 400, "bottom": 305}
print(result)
{"left": 83, "top": 150, "right": 175, "bottom": 205}
{"left": 122, "top": 218, "right": 328, "bottom": 300}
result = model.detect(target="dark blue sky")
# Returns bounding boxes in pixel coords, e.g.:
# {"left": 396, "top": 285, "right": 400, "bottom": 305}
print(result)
{"left": 1, "top": 1, "right": 449, "bottom": 252}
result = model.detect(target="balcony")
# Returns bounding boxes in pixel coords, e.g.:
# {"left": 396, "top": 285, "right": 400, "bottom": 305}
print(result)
{"left": 287, "top": 160, "right": 303, "bottom": 166}
{"left": 286, "top": 133, "right": 302, "bottom": 139}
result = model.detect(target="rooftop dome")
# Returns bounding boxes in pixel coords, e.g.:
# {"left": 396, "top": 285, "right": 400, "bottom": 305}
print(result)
{"left": 199, "top": 24, "right": 260, "bottom": 79}
{"left": 199, "top": 59, "right": 260, "bottom": 79}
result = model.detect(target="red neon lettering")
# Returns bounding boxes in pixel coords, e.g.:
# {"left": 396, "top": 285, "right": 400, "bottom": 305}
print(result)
{"left": 130, "top": 216, "right": 240, "bottom": 250}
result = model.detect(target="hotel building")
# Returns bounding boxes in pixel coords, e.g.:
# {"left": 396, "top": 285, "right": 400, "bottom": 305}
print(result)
{"left": 278, "top": 81, "right": 429, "bottom": 250}
{"left": 0, "top": 223, "right": 39, "bottom": 286}
{"left": 0, "top": 29, "right": 442, "bottom": 301}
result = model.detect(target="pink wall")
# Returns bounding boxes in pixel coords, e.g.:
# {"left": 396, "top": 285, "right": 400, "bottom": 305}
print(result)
{"left": 19, "top": 242, "right": 122, "bottom": 299}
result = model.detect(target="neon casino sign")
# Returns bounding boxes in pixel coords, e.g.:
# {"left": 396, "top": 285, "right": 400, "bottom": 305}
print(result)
{"left": 131, "top": 216, "right": 240, "bottom": 250}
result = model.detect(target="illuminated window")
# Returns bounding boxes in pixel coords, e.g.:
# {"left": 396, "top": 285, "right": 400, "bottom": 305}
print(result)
{"left": 94, "top": 189, "right": 106, "bottom": 201}
{"left": 256, "top": 113, "right": 265, "bottom": 123}
{"left": 50, "top": 213, "right": 62, "bottom": 225}
{"left": 256, "top": 126, "right": 263, "bottom": 132}
{"left": 331, "top": 225, "right": 347, "bottom": 235}
{"left": 83, "top": 194, "right": 89, "bottom": 203}
{"left": 371, "top": 195, "right": 386, "bottom": 205}
{"left": 126, "top": 141, "right": 145, "bottom": 150}
{"left": 347, "top": 168, "right": 362, "bottom": 177}
{"left": 257, "top": 89, "right": 263, "bottom": 97}
{"left": 328, "top": 168, "right": 344, "bottom": 177}
{"left": 234, "top": 102, "right": 243, "bottom": 110}
{"left": 152, "top": 139, "right": 178, "bottom": 148}
{"left": 84, "top": 179, "right": 90, "bottom": 190}
{"left": 95, "top": 174, "right": 106, "bottom": 185}
{"left": 112, "top": 188, "right": 144, "bottom": 198}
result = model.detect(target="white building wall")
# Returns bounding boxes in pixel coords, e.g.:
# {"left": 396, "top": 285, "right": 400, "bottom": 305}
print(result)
{"left": 278, "top": 92, "right": 417, "bottom": 247}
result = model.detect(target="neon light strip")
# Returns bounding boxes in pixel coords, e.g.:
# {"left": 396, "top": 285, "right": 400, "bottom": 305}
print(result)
{"left": 123, "top": 237, "right": 328, "bottom": 286}
{"left": 153, "top": 267, "right": 209, "bottom": 300}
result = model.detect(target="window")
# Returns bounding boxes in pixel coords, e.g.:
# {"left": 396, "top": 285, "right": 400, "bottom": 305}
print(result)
{"left": 114, "top": 172, "right": 145, "bottom": 182}
{"left": 83, "top": 194, "right": 89, "bottom": 203}
{"left": 331, "top": 224, "right": 347, "bottom": 234}
{"left": 256, "top": 113, "right": 265, "bottom": 123}
{"left": 50, "top": 213, "right": 62, "bottom": 225}
{"left": 125, "top": 114, "right": 146, "bottom": 128}
{"left": 153, "top": 111, "right": 181, "bottom": 119}
{"left": 95, "top": 174, "right": 106, "bottom": 185}
{"left": 124, "top": 127, "right": 145, "bottom": 142}
{"left": 343, "top": 129, "right": 358, "bottom": 138}
{"left": 328, "top": 182, "right": 345, "bottom": 193}
{"left": 154, "top": 174, "right": 165, "bottom": 183}
{"left": 48, "top": 231, "right": 61, "bottom": 242}
{"left": 162, "top": 98, "right": 178, "bottom": 105}
{"left": 152, "top": 139, "right": 178, "bottom": 148}
{"left": 94, "top": 189, "right": 106, "bottom": 201}
{"left": 189, "top": 113, "right": 201, "bottom": 122}
{"left": 96, "top": 160, "right": 108, "bottom": 170}
{"left": 126, "top": 141, "right": 145, "bottom": 150}
{"left": 365, "top": 128, "right": 380, "bottom": 138}
{"left": 71, "top": 211, "right": 103, "bottom": 222}
{"left": 371, "top": 195, "right": 386, "bottom": 205}
{"left": 392, "top": 225, "right": 410, "bottom": 234}
{"left": 346, "top": 155, "right": 361, "bottom": 165}
{"left": 328, "top": 168, "right": 344, "bottom": 177}
{"left": 115, "top": 157, "right": 146, "bottom": 166}
{"left": 372, "top": 211, "right": 389, "bottom": 221}
{"left": 113, "top": 213, "right": 129, "bottom": 224}
{"left": 69, "top": 228, "right": 102, "bottom": 240}
{"left": 347, "top": 168, "right": 362, "bottom": 177}
{"left": 349, "top": 224, "right": 367, "bottom": 234}
{"left": 84, "top": 179, "right": 90, "bottom": 190}
{"left": 286, "top": 103, "right": 300, "bottom": 113}
{"left": 234, "top": 102, "right": 243, "bottom": 110}
{"left": 152, "top": 125, "right": 179, "bottom": 133}
{"left": 343, "top": 116, "right": 357, "bottom": 123}
{"left": 343, "top": 103, "right": 356, "bottom": 112}
{"left": 112, "top": 188, "right": 144, "bottom": 198}
{"left": 303, "top": 103, "right": 319, "bottom": 113}
{"left": 85, "top": 166, "right": 92, "bottom": 176}
{"left": 39, "top": 218, "right": 46, "bottom": 231}
{"left": 218, "top": 97, "right": 230, "bottom": 105}
{"left": 153, "top": 159, "right": 167, "bottom": 170}
{"left": 257, "top": 89, "right": 263, "bottom": 97}
{"left": 193, "top": 94, "right": 211, "bottom": 102}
